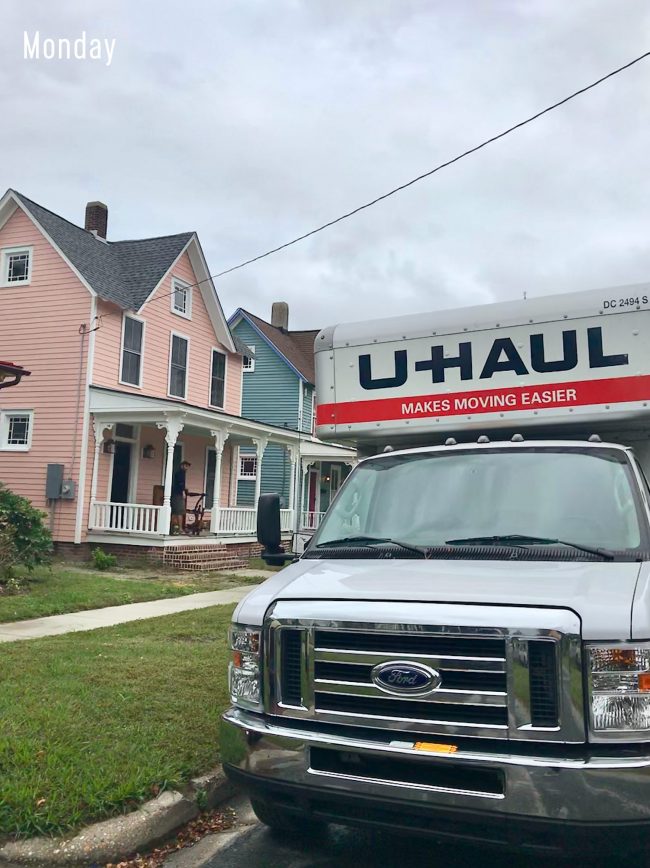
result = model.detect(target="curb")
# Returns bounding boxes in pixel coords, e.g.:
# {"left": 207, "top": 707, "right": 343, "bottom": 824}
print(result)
{"left": 0, "top": 768, "right": 237, "bottom": 867}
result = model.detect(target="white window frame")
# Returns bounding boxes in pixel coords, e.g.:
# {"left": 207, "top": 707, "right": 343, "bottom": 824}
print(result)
{"left": 0, "top": 410, "right": 34, "bottom": 451}
{"left": 238, "top": 454, "right": 258, "bottom": 480}
{"left": 119, "top": 313, "right": 145, "bottom": 388}
{"left": 243, "top": 345, "right": 255, "bottom": 372}
{"left": 1, "top": 246, "right": 33, "bottom": 287}
{"left": 209, "top": 347, "right": 227, "bottom": 409}
{"left": 168, "top": 331, "right": 190, "bottom": 400}
{"left": 171, "top": 277, "right": 192, "bottom": 320}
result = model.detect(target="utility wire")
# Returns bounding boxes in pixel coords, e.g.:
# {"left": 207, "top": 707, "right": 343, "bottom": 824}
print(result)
{"left": 209, "top": 49, "right": 650, "bottom": 279}
{"left": 97, "top": 48, "right": 650, "bottom": 321}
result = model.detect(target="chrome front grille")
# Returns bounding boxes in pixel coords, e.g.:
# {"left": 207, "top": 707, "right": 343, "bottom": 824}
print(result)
{"left": 265, "top": 601, "right": 584, "bottom": 743}
{"left": 313, "top": 630, "right": 508, "bottom": 730}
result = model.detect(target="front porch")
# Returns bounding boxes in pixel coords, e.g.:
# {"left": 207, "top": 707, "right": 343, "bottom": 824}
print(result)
{"left": 86, "top": 386, "right": 339, "bottom": 550}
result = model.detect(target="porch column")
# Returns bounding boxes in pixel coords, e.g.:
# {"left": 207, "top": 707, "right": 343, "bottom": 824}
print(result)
{"left": 285, "top": 444, "right": 300, "bottom": 532}
{"left": 301, "top": 459, "right": 314, "bottom": 529}
{"left": 89, "top": 419, "right": 113, "bottom": 528}
{"left": 156, "top": 416, "right": 184, "bottom": 535}
{"left": 209, "top": 429, "right": 230, "bottom": 534}
{"left": 251, "top": 436, "right": 269, "bottom": 507}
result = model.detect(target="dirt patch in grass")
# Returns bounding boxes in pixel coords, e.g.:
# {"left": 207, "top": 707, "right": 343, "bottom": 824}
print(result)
{"left": 0, "top": 604, "right": 236, "bottom": 841}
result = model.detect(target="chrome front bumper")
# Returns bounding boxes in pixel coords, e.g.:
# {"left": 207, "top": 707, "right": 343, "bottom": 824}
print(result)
{"left": 221, "top": 708, "right": 650, "bottom": 830}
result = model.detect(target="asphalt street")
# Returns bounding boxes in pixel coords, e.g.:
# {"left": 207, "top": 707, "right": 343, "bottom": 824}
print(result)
{"left": 164, "top": 798, "right": 630, "bottom": 868}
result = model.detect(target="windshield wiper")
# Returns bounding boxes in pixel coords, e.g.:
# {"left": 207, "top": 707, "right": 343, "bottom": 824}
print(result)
{"left": 445, "top": 534, "right": 615, "bottom": 561}
{"left": 316, "top": 535, "right": 427, "bottom": 557}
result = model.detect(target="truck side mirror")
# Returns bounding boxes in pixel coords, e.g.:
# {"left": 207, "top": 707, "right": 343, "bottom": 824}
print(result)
{"left": 257, "top": 493, "right": 295, "bottom": 566}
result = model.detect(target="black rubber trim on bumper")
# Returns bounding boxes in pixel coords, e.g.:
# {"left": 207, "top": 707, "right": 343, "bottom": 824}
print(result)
{"left": 224, "top": 764, "right": 650, "bottom": 856}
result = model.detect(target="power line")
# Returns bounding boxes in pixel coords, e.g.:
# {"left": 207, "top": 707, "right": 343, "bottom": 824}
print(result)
{"left": 209, "top": 49, "right": 650, "bottom": 279}
{"left": 99, "top": 48, "right": 650, "bottom": 322}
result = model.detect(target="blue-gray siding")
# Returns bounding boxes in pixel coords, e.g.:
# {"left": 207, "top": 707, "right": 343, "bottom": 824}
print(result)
{"left": 232, "top": 317, "right": 311, "bottom": 506}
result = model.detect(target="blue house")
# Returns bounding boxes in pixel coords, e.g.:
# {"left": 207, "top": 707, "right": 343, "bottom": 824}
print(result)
{"left": 229, "top": 303, "right": 356, "bottom": 531}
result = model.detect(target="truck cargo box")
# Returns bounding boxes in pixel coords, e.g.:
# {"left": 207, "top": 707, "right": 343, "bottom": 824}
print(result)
{"left": 315, "top": 284, "right": 650, "bottom": 444}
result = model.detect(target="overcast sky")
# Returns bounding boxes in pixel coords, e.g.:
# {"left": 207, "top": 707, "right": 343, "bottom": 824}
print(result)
{"left": 2, "top": 0, "right": 650, "bottom": 329}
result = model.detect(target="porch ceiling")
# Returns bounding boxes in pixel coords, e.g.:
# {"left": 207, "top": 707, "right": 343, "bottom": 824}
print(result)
{"left": 89, "top": 385, "right": 301, "bottom": 445}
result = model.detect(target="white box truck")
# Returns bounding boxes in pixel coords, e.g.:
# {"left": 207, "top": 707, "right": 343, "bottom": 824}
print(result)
{"left": 221, "top": 285, "right": 650, "bottom": 857}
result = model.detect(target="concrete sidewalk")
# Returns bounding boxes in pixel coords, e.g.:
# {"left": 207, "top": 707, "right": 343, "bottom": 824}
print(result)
{"left": 0, "top": 586, "right": 253, "bottom": 643}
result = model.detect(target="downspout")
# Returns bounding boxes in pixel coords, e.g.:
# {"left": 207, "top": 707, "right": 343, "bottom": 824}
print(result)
{"left": 74, "top": 296, "right": 98, "bottom": 544}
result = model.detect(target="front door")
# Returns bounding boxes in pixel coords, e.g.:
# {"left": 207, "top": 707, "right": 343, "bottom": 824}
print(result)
{"left": 308, "top": 469, "right": 318, "bottom": 512}
{"left": 110, "top": 442, "right": 132, "bottom": 503}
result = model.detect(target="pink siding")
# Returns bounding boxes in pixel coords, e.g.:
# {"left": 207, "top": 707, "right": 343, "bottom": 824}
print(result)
{"left": 0, "top": 207, "right": 92, "bottom": 542}
{"left": 92, "top": 251, "right": 242, "bottom": 414}
{"left": 122, "top": 426, "right": 234, "bottom": 510}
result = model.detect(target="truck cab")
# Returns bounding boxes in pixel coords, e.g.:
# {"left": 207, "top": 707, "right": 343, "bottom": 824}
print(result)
{"left": 221, "top": 286, "right": 650, "bottom": 856}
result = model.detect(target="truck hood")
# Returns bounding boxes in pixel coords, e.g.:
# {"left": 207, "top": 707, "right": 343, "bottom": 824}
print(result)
{"left": 234, "top": 557, "right": 646, "bottom": 640}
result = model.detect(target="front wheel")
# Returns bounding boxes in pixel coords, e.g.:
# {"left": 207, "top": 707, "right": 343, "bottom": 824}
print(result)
{"left": 250, "top": 797, "right": 327, "bottom": 835}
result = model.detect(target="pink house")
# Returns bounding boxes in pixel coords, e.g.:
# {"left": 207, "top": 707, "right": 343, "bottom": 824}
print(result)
{"left": 0, "top": 190, "right": 301, "bottom": 567}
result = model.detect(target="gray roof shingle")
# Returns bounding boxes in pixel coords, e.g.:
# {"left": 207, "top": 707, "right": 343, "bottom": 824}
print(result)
{"left": 13, "top": 190, "right": 193, "bottom": 310}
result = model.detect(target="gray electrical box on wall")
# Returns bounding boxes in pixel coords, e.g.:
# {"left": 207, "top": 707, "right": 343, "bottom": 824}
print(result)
{"left": 45, "top": 464, "right": 64, "bottom": 499}
{"left": 60, "top": 479, "right": 76, "bottom": 500}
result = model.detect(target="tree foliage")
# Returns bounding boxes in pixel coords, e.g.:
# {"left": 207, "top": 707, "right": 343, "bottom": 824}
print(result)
{"left": 0, "top": 483, "right": 52, "bottom": 580}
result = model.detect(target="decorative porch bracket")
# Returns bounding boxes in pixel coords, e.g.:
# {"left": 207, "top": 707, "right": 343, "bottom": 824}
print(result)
{"left": 209, "top": 427, "right": 231, "bottom": 533}
{"left": 156, "top": 415, "right": 185, "bottom": 535}
{"left": 251, "top": 436, "right": 269, "bottom": 508}
{"left": 89, "top": 418, "right": 114, "bottom": 528}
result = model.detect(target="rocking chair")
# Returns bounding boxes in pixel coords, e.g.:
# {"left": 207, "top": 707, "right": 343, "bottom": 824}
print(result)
{"left": 185, "top": 491, "right": 207, "bottom": 535}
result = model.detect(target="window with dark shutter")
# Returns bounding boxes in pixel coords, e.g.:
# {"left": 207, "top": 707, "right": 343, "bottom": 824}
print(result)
{"left": 121, "top": 316, "right": 144, "bottom": 386}
{"left": 210, "top": 350, "right": 226, "bottom": 408}
{"left": 169, "top": 334, "right": 188, "bottom": 398}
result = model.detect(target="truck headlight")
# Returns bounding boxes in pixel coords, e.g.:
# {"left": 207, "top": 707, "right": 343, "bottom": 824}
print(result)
{"left": 229, "top": 625, "right": 262, "bottom": 711}
{"left": 587, "top": 644, "right": 650, "bottom": 738}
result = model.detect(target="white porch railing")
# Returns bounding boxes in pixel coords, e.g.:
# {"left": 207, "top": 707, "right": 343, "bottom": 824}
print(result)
{"left": 213, "top": 507, "right": 294, "bottom": 536}
{"left": 90, "top": 503, "right": 294, "bottom": 537}
{"left": 90, "top": 502, "right": 161, "bottom": 534}
{"left": 301, "top": 511, "right": 325, "bottom": 531}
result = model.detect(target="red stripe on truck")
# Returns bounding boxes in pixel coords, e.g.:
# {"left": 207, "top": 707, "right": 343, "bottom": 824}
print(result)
{"left": 316, "top": 374, "right": 650, "bottom": 426}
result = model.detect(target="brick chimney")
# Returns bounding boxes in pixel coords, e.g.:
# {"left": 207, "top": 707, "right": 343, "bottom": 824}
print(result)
{"left": 271, "top": 301, "right": 289, "bottom": 331}
{"left": 84, "top": 201, "right": 108, "bottom": 239}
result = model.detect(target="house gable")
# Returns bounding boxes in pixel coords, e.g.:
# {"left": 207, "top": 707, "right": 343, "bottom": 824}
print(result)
{"left": 93, "top": 250, "right": 242, "bottom": 414}
{"left": 138, "top": 235, "right": 235, "bottom": 353}
{"left": 230, "top": 316, "right": 300, "bottom": 428}
{"left": 229, "top": 309, "right": 311, "bottom": 382}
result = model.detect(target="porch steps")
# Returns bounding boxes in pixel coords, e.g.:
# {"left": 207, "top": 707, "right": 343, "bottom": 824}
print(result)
{"left": 150, "top": 541, "right": 262, "bottom": 572}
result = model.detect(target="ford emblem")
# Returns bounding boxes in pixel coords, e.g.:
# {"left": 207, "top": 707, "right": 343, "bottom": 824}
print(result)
{"left": 371, "top": 661, "right": 442, "bottom": 696}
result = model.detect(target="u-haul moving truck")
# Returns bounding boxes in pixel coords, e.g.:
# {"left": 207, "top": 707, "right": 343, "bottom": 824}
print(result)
{"left": 221, "top": 285, "right": 650, "bottom": 856}
{"left": 315, "top": 284, "right": 650, "bottom": 449}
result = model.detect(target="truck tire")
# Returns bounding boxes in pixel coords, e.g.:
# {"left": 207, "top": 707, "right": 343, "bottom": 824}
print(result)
{"left": 250, "top": 797, "right": 326, "bottom": 835}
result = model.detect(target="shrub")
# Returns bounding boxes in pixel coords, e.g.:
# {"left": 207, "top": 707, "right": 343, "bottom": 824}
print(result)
{"left": 0, "top": 484, "right": 52, "bottom": 581}
{"left": 92, "top": 547, "right": 117, "bottom": 571}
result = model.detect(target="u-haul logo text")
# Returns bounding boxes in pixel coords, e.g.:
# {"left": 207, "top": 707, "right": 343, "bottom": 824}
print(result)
{"left": 358, "top": 327, "right": 628, "bottom": 391}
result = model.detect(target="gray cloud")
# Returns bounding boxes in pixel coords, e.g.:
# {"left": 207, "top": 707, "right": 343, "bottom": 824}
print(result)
{"left": 2, "top": 0, "right": 650, "bottom": 329}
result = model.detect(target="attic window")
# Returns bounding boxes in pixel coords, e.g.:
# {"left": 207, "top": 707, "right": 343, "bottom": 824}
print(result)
{"left": 171, "top": 278, "right": 191, "bottom": 319}
{"left": 243, "top": 346, "right": 255, "bottom": 372}
{"left": 1, "top": 247, "right": 32, "bottom": 286}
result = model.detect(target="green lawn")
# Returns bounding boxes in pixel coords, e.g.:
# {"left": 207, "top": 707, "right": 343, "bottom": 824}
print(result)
{"left": 248, "top": 556, "right": 284, "bottom": 573}
{"left": 0, "top": 566, "right": 264, "bottom": 623}
{"left": 0, "top": 604, "right": 235, "bottom": 841}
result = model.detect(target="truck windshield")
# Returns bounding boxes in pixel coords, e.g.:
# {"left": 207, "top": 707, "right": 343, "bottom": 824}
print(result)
{"left": 312, "top": 447, "right": 648, "bottom": 555}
